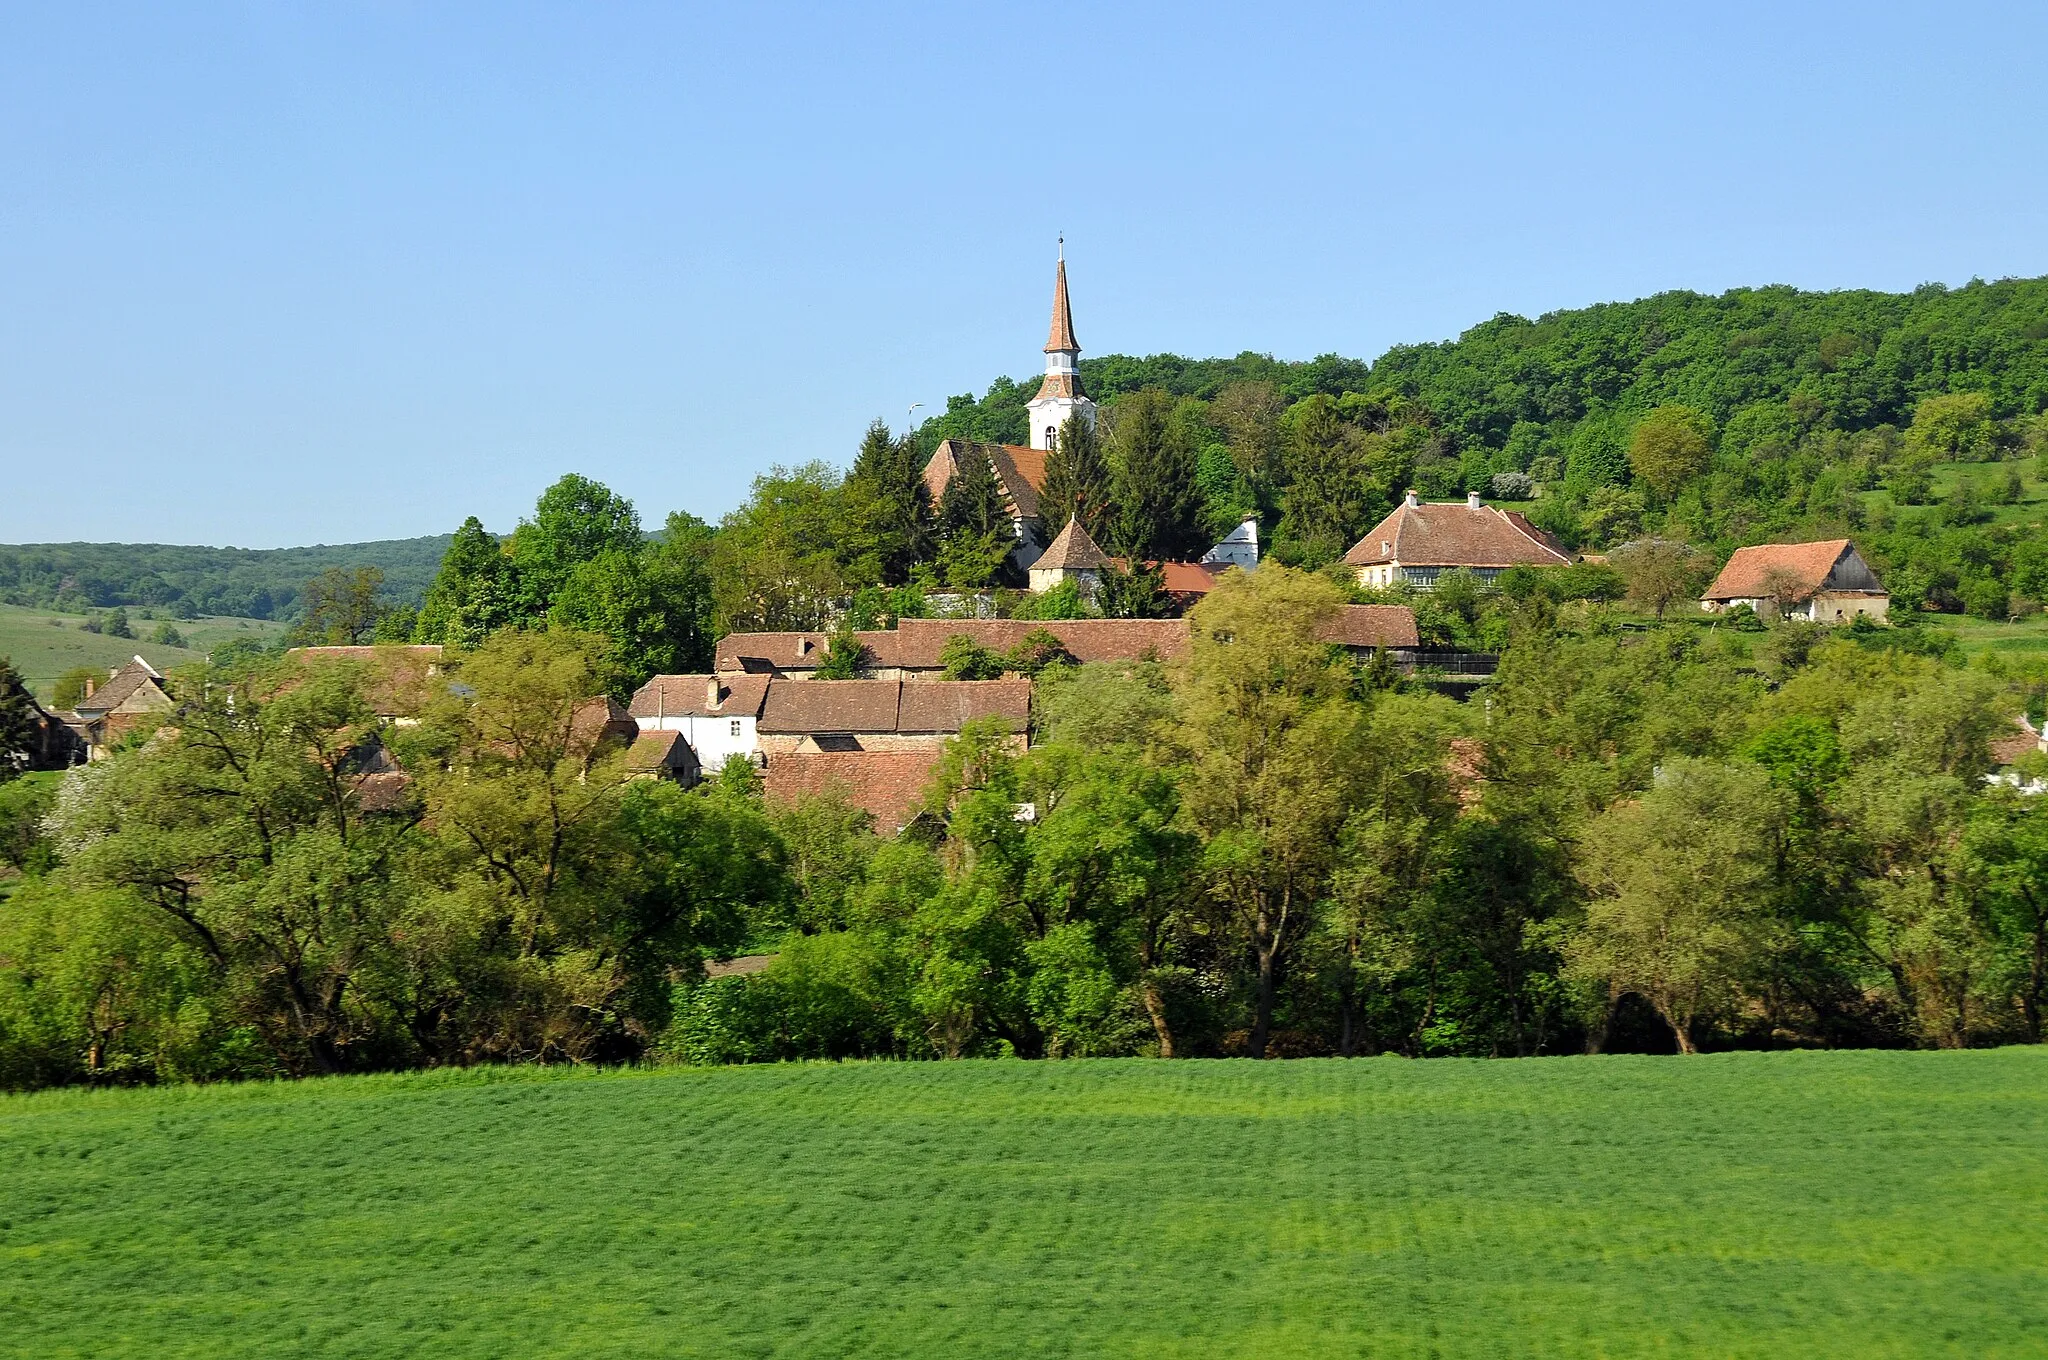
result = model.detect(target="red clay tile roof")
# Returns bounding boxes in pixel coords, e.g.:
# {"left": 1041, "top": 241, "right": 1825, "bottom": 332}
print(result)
{"left": 1036, "top": 518, "right": 1111, "bottom": 571}
{"left": 1319, "top": 604, "right": 1420, "bottom": 649}
{"left": 1157, "top": 561, "right": 1227, "bottom": 595}
{"left": 1701, "top": 540, "right": 1877, "bottom": 601}
{"left": 760, "top": 679, "right": 902, "bottom": 734}
{"left": 630, "top": 673, "right": 771, "bottom": 719}
{"left": 714, "top": 632, "right": 843, "bottom": 672}
{"left": 1342, "top": 501, "right": 1571, "bottom": 569}
{"left": 757, "top": 678, "right": 1028, "bottom": 734}
{"left": 889, "top": 618, "right": 1190, "bottom": 668}
{"left": 896, "top": 680, "right": 1031, "bottom": 733}
{"left": 919, "top": 441, "right": 1050, "bottom": 523}
{"left": 570, "top": 697, "right": 636, "bottom": 753}
{"left": 1044, "top": 256, "right": 1079, "bottom": 353}
{"left": 763, "top": 749, "right": 946, "bottom": 833}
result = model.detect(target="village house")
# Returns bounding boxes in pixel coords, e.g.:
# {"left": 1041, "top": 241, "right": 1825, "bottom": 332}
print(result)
{"left": 69, "top": 656, "right": 175, "bottom": 760}
{"left": 1699, "top": 539, "right": 1890, "bottom": 622}
{"left": 628, "top": 674, "right": 771, "bottom": 773}
{"left": 1343, "top": 491, "right": 1573, "bottom": 590}
{"left": 626, "top": 672, "right": 1030, "bottom": 819}
{"left": 3, "top": 678, "right": 86, "bottom": 772}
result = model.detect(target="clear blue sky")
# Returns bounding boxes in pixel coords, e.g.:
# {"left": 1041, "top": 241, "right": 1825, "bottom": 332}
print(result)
{"left": 4, "top": 2, "right": 2045, "bottom": 548}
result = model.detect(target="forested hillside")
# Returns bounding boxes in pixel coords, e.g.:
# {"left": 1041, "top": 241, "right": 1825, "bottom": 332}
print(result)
{"left": 921, "top": 275, "right": 2048, "bottom": 613}
{"left": 0, "top": 536, "right": 452, "bottom": 620}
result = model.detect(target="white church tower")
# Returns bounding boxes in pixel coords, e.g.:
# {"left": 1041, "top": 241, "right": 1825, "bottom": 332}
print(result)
{"left": 1025, "top": 244, "right": 1097, "bottom": 451}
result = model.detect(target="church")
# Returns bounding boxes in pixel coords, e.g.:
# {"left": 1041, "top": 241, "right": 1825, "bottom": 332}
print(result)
{"left": 920, "top": 250, "right": 1098, "bottom": 575}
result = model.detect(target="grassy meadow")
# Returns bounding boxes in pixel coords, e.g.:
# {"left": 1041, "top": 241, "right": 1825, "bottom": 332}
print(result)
{"left": 1, "top": 1050, "right": 2042, "bottom": 1358}
{"left": 0, "top": 603, "right": 284, "bottom": 700}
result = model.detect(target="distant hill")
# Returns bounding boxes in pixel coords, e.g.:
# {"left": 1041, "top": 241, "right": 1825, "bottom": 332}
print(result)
{"left": 0, "top": 535, "right": 452, "bottom": 620}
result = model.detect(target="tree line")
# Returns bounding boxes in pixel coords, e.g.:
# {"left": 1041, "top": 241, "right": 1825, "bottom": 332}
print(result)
{"left": 4, "top": 567, "right": 2046, "bottom": 1088}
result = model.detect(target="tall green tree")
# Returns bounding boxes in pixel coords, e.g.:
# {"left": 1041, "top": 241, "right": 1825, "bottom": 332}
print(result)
{"left": 939, "top": 445, "right": 1007, "bottom": 541}
{"left": 1040, "top": 412, "right": 1112, "bottom": 538}
{"left": 1276, "top": 395, "right": 1371, "bottom": 564}
{"left": 1565, "top": 758, "right": 1790, "bottom": 1053}
{"left": 842, "top": 420, "right": 934, "bottom": 586}
{"left": 1175, "top": 566, "right": 1364, "bottom": 1057}
{"left": 289, "top": 567, "right": 389, "bottom": 646}
{"left": 1107, "top": 389, "right": 1204, "bottom": 561}
{"left": 511, "top": 474, "right": 643, "bottom": 608}
{"left": 1627, "top": 405, "right": 1715, "bottom": 501}
{"left": 0, "top": 659, "right": 36, "bottom": 782}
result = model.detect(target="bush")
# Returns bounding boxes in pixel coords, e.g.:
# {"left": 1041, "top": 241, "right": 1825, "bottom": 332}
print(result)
{"left": 1489, "top": 471, "right": 1534, "bottom": 500}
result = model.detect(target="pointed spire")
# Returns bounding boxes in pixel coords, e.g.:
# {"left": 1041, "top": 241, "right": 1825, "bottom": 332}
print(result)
{"left": 1044, "top": 247, "right": 1079, "bottom": 355}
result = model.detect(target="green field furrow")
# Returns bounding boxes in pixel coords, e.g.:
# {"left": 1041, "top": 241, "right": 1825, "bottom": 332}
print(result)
{"left": 1, "top": 1051, "right": 2042, "bottom": 1358}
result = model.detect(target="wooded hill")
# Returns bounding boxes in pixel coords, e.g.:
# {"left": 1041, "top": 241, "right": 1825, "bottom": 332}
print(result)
{"left": 0, "top": 535, "right": 452, "bottom": 620}
{"left": 920, "top": 275, "right": 2048, "bottom": 614}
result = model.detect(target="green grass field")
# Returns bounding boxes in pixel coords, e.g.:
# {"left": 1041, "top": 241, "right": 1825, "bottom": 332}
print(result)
{"left": 0, "top": 603, "right": 284, "bottom": 701}
{"left": 2, "top": 1051, "right": 2042, "bottom": 1358}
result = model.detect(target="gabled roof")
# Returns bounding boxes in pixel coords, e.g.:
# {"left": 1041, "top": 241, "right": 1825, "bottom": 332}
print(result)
{"left": 895, "top": 680, "right": 1030, "bottom": 733}
{"left": 1702, "top": 540, "right": 1884, "bottom": 602}
{"left": 760, "top": 680, "right": 902, "bottom": 734}
{"left": 1036, "top": 517, "right": 1111, "bottom": 571}
{"left": 763, "top": 750, "right": 947, "bottom": 833}
{"left": 1342, "top": 499, "right": 1572, "bottom": 569}
{"left": 625, "top": 728, "right": 696, "bottom": 772}
{"left": 630, "top": 673, "right": 771, "bottom": 720}
{"left": 920, "top": 440, "right": 1049, "bottom": 522}
{"left": 569, "top": 697, "right": 636, "bottom": 754}
{"left": 1044, "top": 255, "right": 1079, "bottom": 353}
{"left": 1319, "top": 604, "right": 1420, "bottom": 650}
{"left": 73, "top": 658, "right": 171, "bottom": 717}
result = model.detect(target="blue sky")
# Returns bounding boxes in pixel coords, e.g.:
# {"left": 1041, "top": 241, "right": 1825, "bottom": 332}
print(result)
{"left": 4, "top": 2, "right": 2045, "bottom": 547}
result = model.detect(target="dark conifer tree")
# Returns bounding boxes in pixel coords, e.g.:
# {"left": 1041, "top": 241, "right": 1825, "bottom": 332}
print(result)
{"left": 1040, "top": 412, "right": 1111, "bottom": 538}
{"left": 939, "top": 445, "right": 1007, "bottom": 540}
{"left": 1107, "top": 389, "right": 1204, "bottom": 561}
{"left": 845, "top": 419, "right": 936, "bottom": 585}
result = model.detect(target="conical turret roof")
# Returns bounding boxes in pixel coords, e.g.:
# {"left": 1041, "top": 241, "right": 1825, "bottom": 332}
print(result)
{"left": 1037, "top": 516, "right": 1110, "bottom": 571}
{"left": 1044, "top": 256, "right": 1079, "bottom": 354}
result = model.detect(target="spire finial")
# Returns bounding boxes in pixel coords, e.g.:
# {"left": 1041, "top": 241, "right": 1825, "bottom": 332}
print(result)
{"left": 1058, "top": 233, "right": 1063, "bottom": 262}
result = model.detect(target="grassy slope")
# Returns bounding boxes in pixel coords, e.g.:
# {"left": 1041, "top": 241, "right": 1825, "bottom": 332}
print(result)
{"left": 2, "top": 1051, "right": 2043, "bottom": 1359}
{"left": 0, "top": 603, "right": 284, "bottom": 701}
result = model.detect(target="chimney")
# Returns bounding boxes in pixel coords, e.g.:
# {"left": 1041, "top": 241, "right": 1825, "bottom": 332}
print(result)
{"left": 706, "top": 676, "right": 721, "bottom": 710}
{"left": 1403, "top": 489, "right": 1419, "bottom": 508}
{"left": 1467, "top": 491, "right": 1483, "bottom": 509}
{"left": 84, "top": 677, "right": 96, "bottom": 700}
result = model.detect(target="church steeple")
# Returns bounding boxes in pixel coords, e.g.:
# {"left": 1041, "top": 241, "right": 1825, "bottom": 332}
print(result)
{"left": 1045, "top": 250, "right": 1078, "bottom": 353}
{"left": 1027, "top": 240, "right": 1097, "bottom": 451}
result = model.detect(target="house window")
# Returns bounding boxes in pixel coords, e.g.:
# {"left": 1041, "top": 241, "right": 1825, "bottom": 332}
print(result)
{"left": 730, "top": 720, "right": 742, "bottom": 737}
